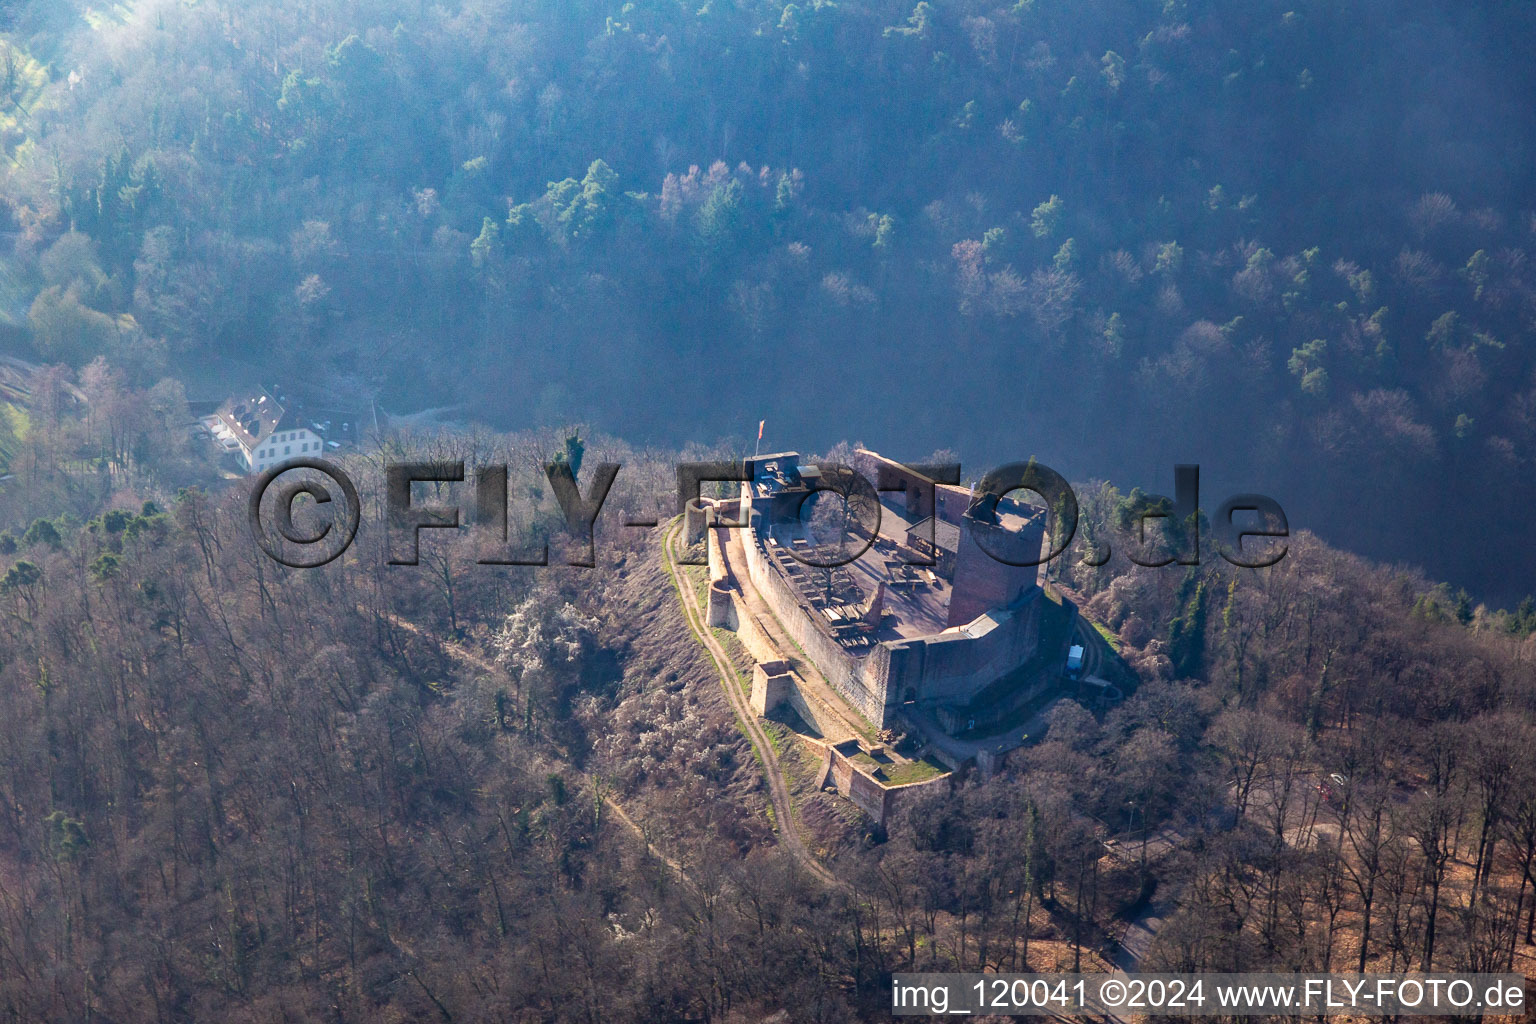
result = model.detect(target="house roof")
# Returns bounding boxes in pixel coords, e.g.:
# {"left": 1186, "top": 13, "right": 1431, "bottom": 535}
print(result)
{"left": 906, "top": 516, "right": 961, "bottom": 552}
{"left": 209, "top": 386, "right": 370, "bottom": 453}
{"left": 272, "top": 404, "right": 365, "bottom": 446}
{"left": 212, "top": 391, "right": 284, "bottom": 451}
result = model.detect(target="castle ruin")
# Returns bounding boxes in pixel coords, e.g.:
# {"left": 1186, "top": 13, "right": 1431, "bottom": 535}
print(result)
{"left": 698, "top": 448, "right": 1075, "bottom": 747}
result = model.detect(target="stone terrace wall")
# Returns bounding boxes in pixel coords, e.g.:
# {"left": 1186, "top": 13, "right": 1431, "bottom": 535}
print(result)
{"left": 782, "top": 672, "right": 854, "bottom": 741}
{"left": 825, "top": 744, "right": 954, "bottom": 825}
{"left": 829, "top": 751, "right": 890, "bottom": 820}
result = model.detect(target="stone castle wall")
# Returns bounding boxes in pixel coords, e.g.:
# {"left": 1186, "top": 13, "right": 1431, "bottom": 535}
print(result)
{"left": 823, "top": 742, "right": 954, "bottom": 825}
{"left": 829, "top": 747, "right": 890, "bottom": 820}
{"left": 713, "top": 532, "right": 861, "bottom": 741}
{"left": 706, "top": 477, "right": 1048, "bottom": 739}
{"left": 734, "top": 509, "right": 1044, "bottom": 728}
{"left": 878, "top": 592, "right": 1043, "bottom": 706}
{"left": 734, "top": 510, "right": 892, "bottom": 725}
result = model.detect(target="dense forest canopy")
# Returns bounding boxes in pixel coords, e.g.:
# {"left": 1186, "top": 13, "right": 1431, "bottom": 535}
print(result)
{"left": 0, "top": 444, "right": 1531, "bottom": 1021}
{"left": 0, "top": 4, "right": 1535, "bottom": 1018}
{"left": 0, "top": 0, "right": 1534, "bottom": 599}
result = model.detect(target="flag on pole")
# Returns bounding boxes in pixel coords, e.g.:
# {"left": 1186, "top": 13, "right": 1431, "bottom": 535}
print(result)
{"left": 758, "top": 420, "right": 765, "bottom": 440}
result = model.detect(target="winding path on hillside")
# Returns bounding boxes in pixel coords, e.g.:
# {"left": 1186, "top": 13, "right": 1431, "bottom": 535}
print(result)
{"left": 382, "top": 524, "right": 843, "bottom": 890}
{"left": 383, "top": 609, "right": 695, "bottom": 889}
{"left": 662, "top": 519, "right": 840, "bottom": 888}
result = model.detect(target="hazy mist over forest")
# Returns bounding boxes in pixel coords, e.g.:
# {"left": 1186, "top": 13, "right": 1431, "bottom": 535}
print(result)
{"left": 1, "top": 0, "right": 1534, "bottom": 599}
{"left": 5, "top": 5, "right": 1536, "bottom": 1022}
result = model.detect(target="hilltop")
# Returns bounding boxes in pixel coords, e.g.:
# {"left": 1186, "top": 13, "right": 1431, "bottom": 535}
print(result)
{"left": 0, "top": 437, "right": 1528, "bottom": 1019}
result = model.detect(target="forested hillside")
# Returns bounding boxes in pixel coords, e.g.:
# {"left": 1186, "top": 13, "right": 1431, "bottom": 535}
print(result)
{"left": 0, "top": 3, "right": 1535, "bottom": 1016}
{"left": 0, "top": 438, "right": 1532, "bottom": 1020}
{"left": 1, "top": 0, "right": 1535, "bottom": 599}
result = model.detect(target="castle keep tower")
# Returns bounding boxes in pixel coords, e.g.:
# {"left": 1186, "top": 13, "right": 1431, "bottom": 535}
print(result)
{"left": 945, "top": 494, "right": 1045, "bottom": 627}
